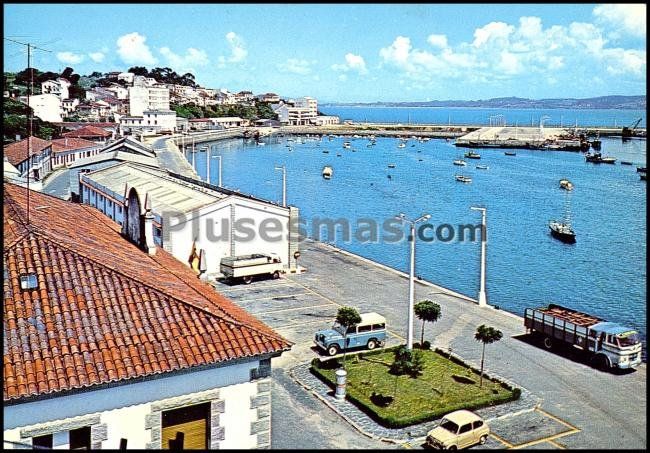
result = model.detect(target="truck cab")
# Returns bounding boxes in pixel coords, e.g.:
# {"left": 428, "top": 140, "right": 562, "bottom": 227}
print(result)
{"left": 314, "top": 312, "right": 387, "bottom": 356}
{"left": 587, "top": 322, "right": 643, "bottom": 370}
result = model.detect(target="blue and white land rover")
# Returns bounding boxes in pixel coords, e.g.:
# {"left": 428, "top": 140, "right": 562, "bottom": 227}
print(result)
{"left": 314, "top": 312, "right": 387, "bottom": 356}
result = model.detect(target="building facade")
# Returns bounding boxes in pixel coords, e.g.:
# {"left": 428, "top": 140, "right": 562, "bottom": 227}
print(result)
{"left": 3, "top": 183, "right": 292, "bottom": 449}
{"left": 3, "top": 136, "right": 53, "bottom": 181}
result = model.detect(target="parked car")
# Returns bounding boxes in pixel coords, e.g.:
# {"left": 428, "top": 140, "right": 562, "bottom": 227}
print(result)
{"left": 314, "top": 312, "right": 387, "bottom": 356}
{"left": 425, "top": 410, "right": 489, "bottom": 450}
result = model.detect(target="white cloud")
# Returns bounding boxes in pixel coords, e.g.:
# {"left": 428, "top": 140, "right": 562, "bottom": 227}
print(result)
{"left": 604, "top": 48, "right": 646, "bottom": 75}
{"left": 160, "top": 47, "right": 209, "bottom": 73}
{"left": 331, "top": 53, "right": 367, "bottom": 74}
{"left": 427, "top": 34, "right": 448, "bottom": 49}
{"left": 379, "top": 36, "right": 412, "bottom": 67}
{"left": 116, "top": 32, "right": 157, "bottom": 65}
{"left": 57, "top": 51, "right": 84, "bottom": 65}
{"left": 472, "top": 22, "right": 514, "bottom": 47}
{"left": 277, "top": 58, "right": 315, "bottom": 75}
{"left": 88, "top": 52, "right": 105, "bottom": 63}
{"left": 218, "top": 32, "right": 247, "bottom": 66}
{"left": 593, "top": 4, "right": 646, "bottom": 38}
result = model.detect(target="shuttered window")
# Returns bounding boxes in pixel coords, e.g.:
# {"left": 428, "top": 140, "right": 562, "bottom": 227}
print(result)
{"left": 161, "top": 402, "right": 210, "bottom": 450}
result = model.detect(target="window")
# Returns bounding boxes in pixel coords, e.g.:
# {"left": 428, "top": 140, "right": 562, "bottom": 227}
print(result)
{"left": 459, "top": 423, "right": 473, "bottom": 434}
{"left": 20, "top": 273, "right": 38, "bottom": 290}
{"left": 161, "top": 403, "right": 210, "bottom": 450}
{"left": 358, "top": 325, "right": 372, "bottom": 333}
{"left": 32, "top": 434, "right": 52, "bottom": 449}
{"left": 371, "top": 323, "right": 386, "bottom": 331}
{"left": 472, "top": 420, "right": 484, "bottom": 430}
{"left": 69, "top": 426, "right": 91, "bottom": 450}
{"left": 155, "top": 228, "right": 162, "bottom": 237}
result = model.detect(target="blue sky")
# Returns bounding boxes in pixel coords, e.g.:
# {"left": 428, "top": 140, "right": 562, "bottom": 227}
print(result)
{"left": 3, "top": 3, "right": 646, "bottom": 103}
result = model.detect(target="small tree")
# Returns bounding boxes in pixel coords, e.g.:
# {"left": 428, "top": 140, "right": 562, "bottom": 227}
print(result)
{"left": 474, "top": 324, "right": 503, "bottom": 387}
{"left": 414, "top": 300, "right": 441, "bottom": 347}
{"left": 335, "top": 306, "right": 361, "bottom": 368}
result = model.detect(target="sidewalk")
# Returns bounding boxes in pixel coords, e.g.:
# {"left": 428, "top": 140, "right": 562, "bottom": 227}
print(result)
{"left": 289, "top": 359, "right": 541, "bottom": 444}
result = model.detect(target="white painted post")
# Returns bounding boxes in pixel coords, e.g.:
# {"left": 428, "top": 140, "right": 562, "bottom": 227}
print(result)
{"left": 335, "top": 369, "right": 347, "bottom": 400}
{"left": 471, "top": 206, "right": 488, "bottom": 307}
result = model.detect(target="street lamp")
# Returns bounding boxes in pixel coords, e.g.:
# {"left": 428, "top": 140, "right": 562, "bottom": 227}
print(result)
{"left": 470, "top": 206, "right": 488, "bottom": 307}
{"left": 211, "top": 154, "right": 222, "bottom": 187}
{"left": 275, "top": 165, "right": 286, "bottom": 207}
{"left": 394, "top": 212, "right": 431, "bottom": 350}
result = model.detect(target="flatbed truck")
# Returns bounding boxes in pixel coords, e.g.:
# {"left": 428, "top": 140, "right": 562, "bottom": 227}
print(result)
{"left": 524, "top": 303, "right": 642, "bottom": 370}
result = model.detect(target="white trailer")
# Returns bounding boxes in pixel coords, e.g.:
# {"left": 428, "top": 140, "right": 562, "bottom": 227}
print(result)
{"left": 220, "top": 253, "right": 283, "bottom": 284}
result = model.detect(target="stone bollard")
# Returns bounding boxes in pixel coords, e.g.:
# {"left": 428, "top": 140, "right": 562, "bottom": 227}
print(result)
{"left": 335, "top": 368, "right": 347, "bottom": 400}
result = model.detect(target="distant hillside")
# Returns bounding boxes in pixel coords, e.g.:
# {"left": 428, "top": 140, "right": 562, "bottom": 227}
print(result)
{"left": 324, "top": 95, "right": 646, "bottom": 110}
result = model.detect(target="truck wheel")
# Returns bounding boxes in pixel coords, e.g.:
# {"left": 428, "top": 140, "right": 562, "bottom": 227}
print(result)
{"left": 367, "top": 339, "right": 377, "bottom": 350}
{"left": 327, "top": 345, "right": 339, "bottom": 356}
{"left": 592, "top": 354, "right": 610, "bottom": 371}
{"left": 272, "top": 271, "right": 280, "bottom": 279}
{"left": 242, "top": 275, "right": 253, "bottom": 285}
{"left": 543, "top": 336, "right": 553, "bottom": 350}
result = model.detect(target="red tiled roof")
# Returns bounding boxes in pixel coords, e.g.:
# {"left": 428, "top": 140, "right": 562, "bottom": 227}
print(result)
{"left": 51, "top": 138, "right": 100, "bottom": 153}
{"left": 3, "top": 137, "right": 52, "bottom": 166}
{"left": 61, "top": 125, "right": 112, "bottom": 138}
{"left": 3, "top": 183, "right": 292, "bottom": 402}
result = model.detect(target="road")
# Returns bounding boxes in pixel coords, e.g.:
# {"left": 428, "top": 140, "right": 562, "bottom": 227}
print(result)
{"left": 214, "top": 239, "right": 646, "bottom": 449}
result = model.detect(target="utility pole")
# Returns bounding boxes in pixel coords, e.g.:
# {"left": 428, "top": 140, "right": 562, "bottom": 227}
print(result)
{"left": 470, "top": 206, "right": 488, "bottom": 307}
{"left": 275, "top": 165, "right": 286, "bottom": 207}
{"left": 206, "top": 145, "right": 210, "bottom": 184}
{"left": 4, "top": 38, "right": 52, "bottom": 224}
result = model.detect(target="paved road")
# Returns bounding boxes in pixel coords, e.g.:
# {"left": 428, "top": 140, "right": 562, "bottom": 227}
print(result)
{"left": 215, "top": 239, "right": 646, "bottom": 449}
{"left": 41, "top": 168, "right": 71, "bottom": 199}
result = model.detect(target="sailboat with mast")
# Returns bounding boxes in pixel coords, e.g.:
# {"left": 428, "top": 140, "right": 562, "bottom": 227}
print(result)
{"left": 549, "top": 190, "right": 576, "bottom": 243}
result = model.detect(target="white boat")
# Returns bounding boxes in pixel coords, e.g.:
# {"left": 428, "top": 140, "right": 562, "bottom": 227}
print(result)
{"left": 559, "top": 179, "right": 574, "bottom": 191}
{"left": 476, "top": 165, "right": 489, "bottom": 170}
{"left": 455, "top": 174, "right": 472, "bottom": 183}
{"left": 453, "top": 159, "right": 467, "bottom": 166}
{"left": 398, "top": 143, "right": 406, "bottom": 148}
{"left": 343, "top": 142, "right": 351, "bottom": 149}
{"left": 322, "top": 166, "right": 333, "bottom": 179}
{"left": 388, "top": 163, "right": 396, "bottom": 168}
{"left": 257, "top": 142, "right": 265, "bottom": 146}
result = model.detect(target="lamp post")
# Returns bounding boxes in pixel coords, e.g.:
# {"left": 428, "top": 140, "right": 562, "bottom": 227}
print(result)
{"left": 206, "top": 145, "right": 210, "bottom": 184}
{"left": 212, "top": 154, "right": 222, "bottom": 187}
{"left": 395, "top": 212, "right": 431, "bottom": 350}
{"left": 275, "top": 165, "right": 286, "bottom": 207}
{"left": 470, "top": 206, "right": 487, "bottom": 307}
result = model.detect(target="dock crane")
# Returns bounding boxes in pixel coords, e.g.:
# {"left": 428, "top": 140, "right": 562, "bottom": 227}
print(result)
{"left": 622, "top": 118, "right": 642, "bottom": 139}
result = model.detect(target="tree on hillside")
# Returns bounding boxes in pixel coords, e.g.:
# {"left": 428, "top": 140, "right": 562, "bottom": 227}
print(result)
{"left": 128, "top": 66, "right": 149, "bottom": 76}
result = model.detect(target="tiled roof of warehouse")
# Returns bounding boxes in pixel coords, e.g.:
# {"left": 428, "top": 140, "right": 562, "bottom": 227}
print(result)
{"left": 3, "top": 183, "right": 292, "bottom": 402}
{"left": 3, "top": 137, "right": 52, "bottom": 166}
{"left": 61, "top": 125, "right": 112, "bottom": 138}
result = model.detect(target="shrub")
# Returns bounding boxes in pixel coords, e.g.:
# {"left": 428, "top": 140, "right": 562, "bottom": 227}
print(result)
{"left": 389, "top": 346, "right": 424, "bottom": 377}
{"left": 421, "top": 340, "right": 431, "bottom": 350}
{"left": 370, "top": 392, "right": 394, "bottom": 407}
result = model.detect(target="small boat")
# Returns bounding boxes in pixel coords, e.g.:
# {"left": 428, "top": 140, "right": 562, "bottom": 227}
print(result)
{"left": 464, "top": 151, "right": 481, "bottom": 159}
{"left": 636, "top": 167, "right": 646, "bottom": 173}
{"left": 322, "top": 166, "right": 333, "bottom": 179}
{"left": 336, "top": 153, "right": 342, "bottom": 157}
{"left": 559, "top": 179, "right": 574, "bottom": 191}
{"left": 322, "top": 150, "right": 329, "bottom": 154}
{"left": 549, "top": 221, "right": 576, "bottom": 243}
{"left": 453, "top": 159, "right": 467, "bottom": 166}
{"left": 387, "top": 174, "right": 392, "bottom": 180}
{"left": 256, "top": 142, "right": 265, "bottom": 146}
{"left": 476, "top": 165, "right": 489, "bottom": 170}
{"left": 343, "top": 142, "right": 351, "bottom": 149}
{"left": 455, "top": 174, "right": 472, "bottom": 183}
{"left": 620, "top": 161, "right": 633, "bottom": 165}
{"left": 388, "top": 163, "right": 396, "bottom": 168}
{"left": 504, "top": 151, "right": 517, "bottom": 156}
{"left": 398, "top": 143, "right": 406, "bottom": 148}
{"left": 585, "top": 152, "right": 616, "bottom": 164}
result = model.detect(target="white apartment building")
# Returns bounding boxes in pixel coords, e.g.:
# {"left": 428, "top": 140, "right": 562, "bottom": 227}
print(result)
{"left": 19, "top": 93, "right": 63, "bottom": 122}
{"left": 120, "top": 110, "right": 177, "bottom": 135}
{"left": 61, "top": 98, "right": 80, "bottom": 117}
{"left": 41, "top": 78, "right": 70, "bottom": 100}
{"left": 129, "top": 85, "right": 170, "bottom": 116}
{"left": 293, "top": 96, "right": 318, "bottom": 114}
{"left": 273, "top": 103, "right": 316, "bottom": 126}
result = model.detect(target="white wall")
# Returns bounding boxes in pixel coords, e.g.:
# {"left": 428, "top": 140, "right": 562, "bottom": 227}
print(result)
{"left": 4, "top": 359, "right": 264, "bottom": 449}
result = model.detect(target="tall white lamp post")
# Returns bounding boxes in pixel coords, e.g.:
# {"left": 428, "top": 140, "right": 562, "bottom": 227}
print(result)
{"left": 395, "top": 212, "right": 431, "bottom": 350}
{"left": 275, "top": 165, "right": 286, "bottom": 207}
{"left": 211, "top": 154, "right": 222, "bottom": 187}
{"left": 470, "top": 206, "right": 488, "bottom": 307}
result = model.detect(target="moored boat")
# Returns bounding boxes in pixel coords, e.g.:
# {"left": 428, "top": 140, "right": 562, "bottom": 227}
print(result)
{"left": 453, "top": 159, "right": 467, "bottom": 166}
{"left": 455, "top": 174, "right": 472, "bottom": 183}
{"left": 549, "top": 221, "right": 576, "bottom": 243}
{"left": 464, "top": 151, "right": 481, "bottom": 159}
{"left": 322, "top": 166, "right": 333, "bottom": 179}
{"left": 388, "top": 163, "right": 396, "bottom": 168}
{"left": 504, "top": 151, "right": 517, "bottom": 156}
{"left": 559, "top": 179, "right": 574, "bottom": 191}
{"left": 476, "top": 165, "right": 489, "bottom": 170}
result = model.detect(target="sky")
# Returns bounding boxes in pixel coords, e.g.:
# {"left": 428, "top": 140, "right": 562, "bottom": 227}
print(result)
{"left": 3, "top": 3, "right": 647, "bottom": 103}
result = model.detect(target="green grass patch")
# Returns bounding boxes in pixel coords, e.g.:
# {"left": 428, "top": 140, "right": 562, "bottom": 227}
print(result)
{"left": 310, "top": 347, "right": 519, "bottom": 428}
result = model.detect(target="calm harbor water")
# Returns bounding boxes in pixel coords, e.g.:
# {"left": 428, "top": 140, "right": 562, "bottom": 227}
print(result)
{"left": 187, "top": 109, "right": 647, "bottom": 354}
{"left": 320, "top": 105, "right": 647, "bottom": 129}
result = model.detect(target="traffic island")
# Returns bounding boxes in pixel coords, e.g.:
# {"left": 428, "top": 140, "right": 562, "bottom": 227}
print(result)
{"left": 309, "top": 346, "right": 521, "bottom": 429}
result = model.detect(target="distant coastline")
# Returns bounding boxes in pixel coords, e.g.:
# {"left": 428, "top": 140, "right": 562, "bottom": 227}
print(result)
{"left": 322, "top": 95, "right": 646, "bottom": 110}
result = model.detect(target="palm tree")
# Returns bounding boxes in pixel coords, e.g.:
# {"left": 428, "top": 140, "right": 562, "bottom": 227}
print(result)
{"left": 474, "top": 324, "right": 503, "bottom": 387}
{"left": 414, "top": 300, "right": 441, "bottom": 347}
{"left": 336, "top": 306, "right": 362, "bottom": 368}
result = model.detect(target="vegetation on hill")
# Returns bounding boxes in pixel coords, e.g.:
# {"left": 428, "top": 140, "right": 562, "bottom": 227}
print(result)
{"left": 5, "top": 66, "right": 85, "bottom": 99}
{"left": 128, "top": 66, "right": 198, "bottom": 87}
{"left": 3, "top": 98, "right": 60, "bottom": 143}
{"left": 172, "top": 101, "right": 277, "bottom": 121}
